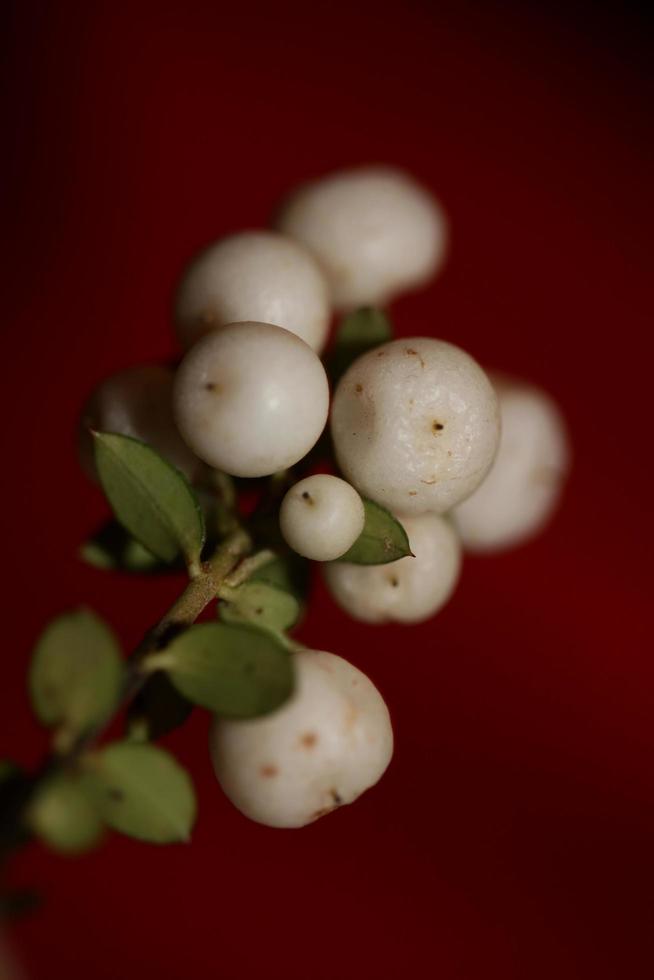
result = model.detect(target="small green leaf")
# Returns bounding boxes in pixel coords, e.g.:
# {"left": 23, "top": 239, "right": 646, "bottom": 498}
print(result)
{"left": 29, "top": 610, "right": 123, "bottom": 737}
{"left": 28, "top": 776, "right": 103, "bottom": 854}
{"left": 161, "top": 622, "right": 294, "bottom": 718}
{"left": 93, "top": 432, "right": 205, "bottom": 567}
{"left": 250, "top": 552, "right": 309, "bottom": 601}
{"left": 80, "top": 519, "right": 170, "bottom": 573}
{"left": 329, "top": 307, "right": 393, "bottom": 382}
{"left": 220, "top": 582, "right": 299, "bottom": 632}
{"left": 82, "top": 742, "right": 196, "bottom": 844}
{"left": 338, "top": 498, "right": 412, "bottom": 565}
{"left": 126, "top": 673, "right": 193, "bottom": 742}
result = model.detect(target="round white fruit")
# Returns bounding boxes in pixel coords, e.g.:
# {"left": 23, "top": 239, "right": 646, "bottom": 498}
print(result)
{"left": 279, "top": 474, "right": 365, "bottom": 561}
{"left": 173, "top": 321, "right": 329, "bottom": 477}
{"left": 323, "top": 512, "right": 461, "bottom": 624}
{"left": 174, "top": 230, "right": 331, "bottom": 352}
{"left": 276, "top": 166, "right": 447, "bottom": 309}
{"left": 331, "top": 337, "right": 500, "bottom": 515}
{"left": 209, "top": 650, "right": 393, "bottom": 829}
{"left": 453, "top": 377, "right": 570, "bottom": 551}
{"left": 79, "top": 364, "right": 205, "bottom": 483}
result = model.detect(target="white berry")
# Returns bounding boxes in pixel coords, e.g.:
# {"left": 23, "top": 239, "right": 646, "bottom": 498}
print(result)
{"left": 79, "top": 364, "right": 205, "bottom": 483}
{"left": 174, "top": 231, "right": 331, "bottom": 352}
{"left": 279, "top": 475, "right": 365, "bottom": 561}
{"left": 330, "top": 337, "right": 500, "bottom": 515}
{"left": 209, "top": 649, "right": 393, "bottom": 828}
{"left": 453, "top": 377, "right": 570, "bottom": 552}
{"left": 276, "top": 166, "right": 447, "bottom": 309}
{"left": 323, "top": 512, "right": 461, "bottom": 624}
{"left": 173, "top": 321, "right": 329, "bottom": 477}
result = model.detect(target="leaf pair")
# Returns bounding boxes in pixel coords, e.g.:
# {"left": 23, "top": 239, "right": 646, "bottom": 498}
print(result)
{"left": 29, "top": 743, "right": 197, "bottom": 850}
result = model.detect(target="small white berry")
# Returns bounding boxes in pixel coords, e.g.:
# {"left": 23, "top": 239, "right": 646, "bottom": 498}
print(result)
{"left": 209, "top": 649, "right": 393, "bottom": 829}
{"left": 174, "top": 230, "right": 331, "bottom": 352}
{"left": 330, "top": 337, "right": 500, "bottom": 515}
{"left": 323, "top": 512, "right": 461, "bottom": 624}
{"left": 173, "top": 322, "right": 329, "bottom": 477}
{"left": 276, "top": 166, "right": 447, "bottom": 309}
{"left": 79, "top": 365, "right": 205, "bottom": 483}
{"left": 279, "top": 475, "right": 365, "bottom": 561}
{"left": 453, "top": 377, "right": 570, "bottom": 552}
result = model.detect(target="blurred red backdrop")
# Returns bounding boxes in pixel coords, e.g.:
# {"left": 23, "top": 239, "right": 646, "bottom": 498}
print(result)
{"left": 2, "top": 1, "right": 653, "bottom": 977}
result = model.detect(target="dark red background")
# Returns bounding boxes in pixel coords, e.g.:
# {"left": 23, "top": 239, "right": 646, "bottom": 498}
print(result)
{"left": 2, "top": 2, "right": 653, "bottom": 977}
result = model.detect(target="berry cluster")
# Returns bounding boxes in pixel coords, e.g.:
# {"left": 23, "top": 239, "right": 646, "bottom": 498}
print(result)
{"left": 5, "top": 166, "right": 570, "bottom": 855}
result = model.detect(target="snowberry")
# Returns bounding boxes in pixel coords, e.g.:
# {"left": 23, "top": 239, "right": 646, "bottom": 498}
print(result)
{"left": 279, "top": 475, "right": 365, "bottom": 561}
{"left": 324, "top": 512, "right": 461, "bottom": 624}
{"left": 453, "top": 377, "right": 570, "bottom": 552}
{"left": 331, "top": 337, "right": 500, "bottom": 515}
{"left": 276, "top": 166, "right": 447, "bottom": 309}
{"left": 173, "top": 321, "right": 329, "bottom": 477}
{"left": 79, "top": 364, "right": 205, "bottom": 483}
{"left": 174, "top": 230, "right": 331, "bottom": 352}
{"left": 209, "top": 649, "right": 393, "bottom": 828}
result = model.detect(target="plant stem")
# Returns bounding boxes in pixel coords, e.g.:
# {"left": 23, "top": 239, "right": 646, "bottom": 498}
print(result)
{"left": 0, "top": 528, "right": 254, "bottom": 857}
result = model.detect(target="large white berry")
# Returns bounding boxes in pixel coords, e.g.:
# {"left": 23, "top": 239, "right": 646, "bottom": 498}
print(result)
{"left": 173, "top": 321, "right": 329, "bottom": 477}
{"left": 323, "top": 512, "right": 461, "bottom": 624}
{"left": 330, "top": 337, "right": 500, "bottom": 515}
{"left": 79, "top": 364, "right": 205, "bottom": 483}
{"left": 174, "top": 231, "right": 331, "bottom": 352}
{"left": 453, "top": 377, "right": 570, "bottom": 551}
{"left": 276, "top": 166, "right": 447, "bottom": 309}
{"left": 279, "top": 474, "right": 365, "bottom": 561}
{"left": 209, "top": 649, "right": 393, "bottom": 828}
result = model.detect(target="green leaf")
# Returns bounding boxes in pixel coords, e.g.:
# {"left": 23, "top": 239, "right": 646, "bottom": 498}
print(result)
{"left": 329, "top": 307, "right": 393, "bottom": 382}
{"left": 338, "top": 498, "right": 412, "bottom": 565}
{"left": 220, "top": 581, "right": 299, "bottom": 632}
{"left": 250, "top": 552, "right": 309, "bottom": 601}
{"left": 80, "top": 519, "right": 171, "bottom": 573}
{"left": 93, "top": 432, "right": 205, "bottom": 567}
{"left": 160, "top": 622, "right": 294, "bottom": 719}
{"left": 29, "top": 610, "right": 123, "bottom": 738}
{"left": 126, "top": 673, "right": 193, "bottom": 742}
{"left": 28, "top": 775, "right": 103, "bottom": 854}
{"left": 82, "top": 742, "right": 196, "bottom": 844}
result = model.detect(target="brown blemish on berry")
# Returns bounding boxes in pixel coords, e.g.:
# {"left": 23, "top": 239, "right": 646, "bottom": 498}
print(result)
{"left": 344, "top": 701, "right": 359, "bottom": 730}
{"left": 260, "top": 765, "right": 278, "bottom": 778}
{"left": 376, "top": 350, "right": 386, "bottom": 357}
{"left": 388, "top": 574, "right": 399, "bottom": 587}
{"left": 405, "top": 347, "right": 425, "bottom": 367}
{"left": 204, "top": 381, "right": 220, "bottom": 393}
{"left": 420, "top": 478, "right": 437, "bottom": 485}
{"left": 355, "top": 383, "right": 363, "bottom": 393}
{"left": 301, "top": 491, "right": 314, "bottom": 505}
{"left": 432, "top": 420, "right": 444, "bottom": 432}
{"left": 330, "top": 790, "right": 343, "bottom": 805}
{"left": 300, "top": 732, "right": 318, "bottom": 749}
{"left": 310, "top": 805, "right": 336, "bottom": 821}
{"left": 408, "top": 490, "right": 418, "bottom": 496}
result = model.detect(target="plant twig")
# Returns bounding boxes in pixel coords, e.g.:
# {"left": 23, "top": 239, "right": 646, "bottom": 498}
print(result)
{"left": 1, "top": 528, "right": 254, "bottom": 855}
